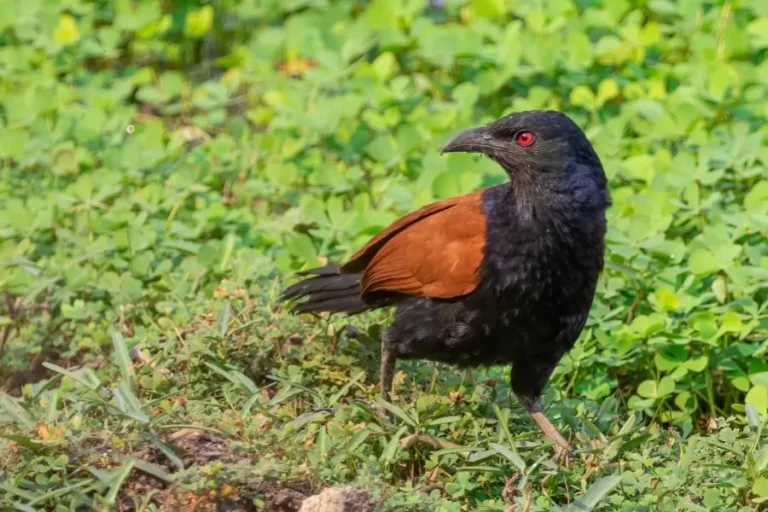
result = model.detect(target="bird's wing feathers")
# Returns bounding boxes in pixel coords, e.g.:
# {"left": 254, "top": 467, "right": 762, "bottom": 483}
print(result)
{"left": 341, "top": 189, "right": 487, "bottom": 299}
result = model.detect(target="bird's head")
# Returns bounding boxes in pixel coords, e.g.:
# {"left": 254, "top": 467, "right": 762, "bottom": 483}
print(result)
{"left": 441, "top": 110, "right": 605, "bottom": 190}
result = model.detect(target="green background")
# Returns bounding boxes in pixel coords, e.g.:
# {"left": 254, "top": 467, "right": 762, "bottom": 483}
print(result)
{"left": 1, "top": 0, "right": 767, "bottom": 509}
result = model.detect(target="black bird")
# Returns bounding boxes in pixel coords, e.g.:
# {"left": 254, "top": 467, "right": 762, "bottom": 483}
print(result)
{"left": 280, "top": 110, "right": 610, "bottom": 453}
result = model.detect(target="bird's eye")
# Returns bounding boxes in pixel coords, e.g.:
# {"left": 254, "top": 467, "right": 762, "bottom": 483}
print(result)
{"left": 515, "top": 131, "right": 535, "bottom": 147}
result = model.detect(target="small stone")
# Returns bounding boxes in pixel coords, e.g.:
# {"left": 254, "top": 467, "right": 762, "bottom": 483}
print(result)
{"left": 298, "top": 487, "right": 375, "bottom": 512}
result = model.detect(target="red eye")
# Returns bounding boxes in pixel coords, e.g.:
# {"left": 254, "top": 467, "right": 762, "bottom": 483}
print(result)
{"left": 515, "top": 131, "right": 535, "bottom": 147}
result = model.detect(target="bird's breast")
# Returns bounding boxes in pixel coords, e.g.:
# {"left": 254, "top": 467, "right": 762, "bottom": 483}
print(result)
{"left": 482, "top": 215, "right": 604, "bottom": 314}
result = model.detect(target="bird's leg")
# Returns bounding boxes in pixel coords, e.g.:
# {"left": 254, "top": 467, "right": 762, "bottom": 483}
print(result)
{"left": 373, "top": 331, "right": 398, "bottom": 420}
{"left": 520, "top": 395, "right": 573, "bottom": 456}
{"left": 380, "top": 340, "right": 396, "bottom": 403}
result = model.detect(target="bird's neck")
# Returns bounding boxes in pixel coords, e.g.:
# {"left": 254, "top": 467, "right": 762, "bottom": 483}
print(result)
{"left": 505, "top": 167, "right": 609, "bottom": 224}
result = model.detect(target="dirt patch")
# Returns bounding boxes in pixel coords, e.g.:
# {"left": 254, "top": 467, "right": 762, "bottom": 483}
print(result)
{"left": 257, "top": 481, "right": 313, "bottom": 512}
{"left": 148, "top": 428, "right": 241, "bottom": 467}
{"left": 1, "top": 348, "right": 97, "bottom": 396}
{"left": 115, "top": 428, "right": 315, "bottom": 511}
{"left": 139, "top": 479, "right": 312, "bottom": 512}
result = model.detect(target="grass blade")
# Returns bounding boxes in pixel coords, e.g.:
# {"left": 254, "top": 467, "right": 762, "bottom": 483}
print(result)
{"left": 267, "top": 374, "right": 321, "bottom": 401}
{"left": 27, "top": 480, "right": 92, "bottom": 505}
{"left": 489, "top": 442, "right": 527, "bottom": 473}
{"left": 205, "top": 362, "right": 258, "bottom": 394}
{"left": 0, "top": 393, "right": 34, "bottom": 430}
{"left": 218, "top": 300, "right": 231, "bottom": 336}
{"left": 380, "top": 426, "right": 408, "bottom": 467}
{"left": 44, "top": 389, "right": 59, "bottom": 424}
{"left": 118, "top": 455, "right": 171, "bottom": 483}
{"left": 103, "top": 460, "right": 135, "bottom": 506}
{"left": 345, "top": 428, "right": 370, "bottom": 454}
{"left": 0, "top": 482, "right": 37, "bottom": 501}
{"left": 375, "top": 398, "right": 416, "bottom": 427}
{"left": 114, "top": 380, "right": 149, "bottom": 424}
{"left": 111, "top": 331, "right": 134, "bottom": 382}
{"left": 329, "top": 371, "right": 365, "bottom": 406}
{"left": 0, "top": 434, "right": 46, "bottom": 454}
{"left": 455, "top": 465, "right": 505, "bottom": 473}
{"left": 219, "top": 232, "right": 236, "bottom": 273}
{"left": 42, "top": 362, "right": 100, "bottom": 390}
{"left": 151, "top": 433, "right": 184, "bottom": 471}
{"left": 424, "top": 415, "right": 463, "bottom": 427}
{"left": 565, "top": 475, "right": 621, "bottom": 511}
{"left": 493, "top": 404, "right": 516, "bottom": 447}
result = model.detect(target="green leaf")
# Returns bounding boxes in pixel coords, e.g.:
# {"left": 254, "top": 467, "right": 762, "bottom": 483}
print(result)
{"left": 688, "top": 248, "right": 719, "bottom": 275}
{"left": 565, "top": 475, "right": 621, "bottom": 511}
{"left": 367, "top": 0, "right": 399, "bottom": 29}
{"left": 675, "top": 391, "right": 697, "bottom": 413}
{"left": 570, "top": 85, "right": 596, "bottom": 111}
{"left": 745, "top": 403, "right": 761, "bottom": 428}
{"left": 596, "top": 79, "right": 620, "bottom": 106}
{"left": 703, "top": 488, "right": 720, "bottom": 509}
{"left": 345, "top": 428, "right": 370, "bottom": 454}
{"left": 472, "top": 0, "right": 506, "bottom": 19}
{"left": 711, "top": 277, "right": 727, "bottom": 303}
{"left": 744, "top": 180, "right": 768, "bottom": 211}
{"left": 654, "top": 287, "right": 680, "bottom": 312}
{"left": 432, "top": 171, "right": 461, "bottom": 199}
{"left": 753, "top": 477, "right": 768, "bottom": 498}
{"left": 637, "top": 380, "right": 656, "bottom": 398}
{"left": 184, "top": 5, "right": 213, "bottom": 38}
{"left": 658, "top": 376, "right": 675, "bottom": 398}
{"left": 747, "top": 18, "right": 768, "bottom": 49}
{"left": 637, "top": 377, "right": 674, "bottom": 399}
{"left": 745, "top": 385, "right": 768, "bottom": 417}
{"left": 718, "top": 311, "right": 742, "bottom": 336}
{"left": 372, "top": 52, "right": 397, "bottom": 80}
{"left": 53, "top": 13, "right": 80, "bottom": 44}
{"left": 682, "top": 355, "right": 708, "bottom": 373}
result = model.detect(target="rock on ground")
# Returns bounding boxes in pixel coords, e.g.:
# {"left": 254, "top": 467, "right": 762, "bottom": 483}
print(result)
{"left": 298, "top": 487, "right": 375, "bottom": 512}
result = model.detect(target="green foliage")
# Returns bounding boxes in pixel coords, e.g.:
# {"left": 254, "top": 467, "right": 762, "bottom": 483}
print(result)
{"left": 1, "top": 0, "right": 767, "bottom": 509}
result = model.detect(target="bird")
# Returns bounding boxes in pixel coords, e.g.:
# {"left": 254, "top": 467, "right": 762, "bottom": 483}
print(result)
{"left": 279, "top": 110, "right": 610, "bottom": 454}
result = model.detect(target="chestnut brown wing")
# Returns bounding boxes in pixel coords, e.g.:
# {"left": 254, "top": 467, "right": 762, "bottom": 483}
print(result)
{"left": 341, "top": 189, "right": 487, "bottom": 299}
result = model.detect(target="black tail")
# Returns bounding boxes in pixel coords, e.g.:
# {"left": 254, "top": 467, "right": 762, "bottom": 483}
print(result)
{"left": 279, "top": 265, "right": 372, "bottom": 315}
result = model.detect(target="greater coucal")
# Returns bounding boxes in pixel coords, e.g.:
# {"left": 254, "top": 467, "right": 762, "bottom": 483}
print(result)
{"left": 280, "top": 110, "right": 610, "bottom": 453}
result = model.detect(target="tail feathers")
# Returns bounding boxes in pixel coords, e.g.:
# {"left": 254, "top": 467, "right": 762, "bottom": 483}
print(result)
{"left": 295, "top": 265, "right": 342, "bottom": 277}
{"left": 279, "top": 265, "right": 369, "bottom": 315}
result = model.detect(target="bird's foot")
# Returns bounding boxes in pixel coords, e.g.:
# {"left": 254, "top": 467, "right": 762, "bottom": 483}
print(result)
{"left": 520, "top": 396, "right": 575, "bottom": 461}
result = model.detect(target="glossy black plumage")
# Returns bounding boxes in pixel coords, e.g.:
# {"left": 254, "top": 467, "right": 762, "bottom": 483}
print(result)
{"left": 280, "top": 110, "right": 610, "bottom": 453}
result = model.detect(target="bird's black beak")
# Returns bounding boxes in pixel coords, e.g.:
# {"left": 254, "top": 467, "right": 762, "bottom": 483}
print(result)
{"left": 441, "top": 126, "right": 492, "bottom": 155}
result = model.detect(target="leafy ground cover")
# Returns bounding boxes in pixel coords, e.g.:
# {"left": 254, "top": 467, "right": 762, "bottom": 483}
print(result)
{"left": 1, "top": 0, "right": 767, "bottom": 510}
